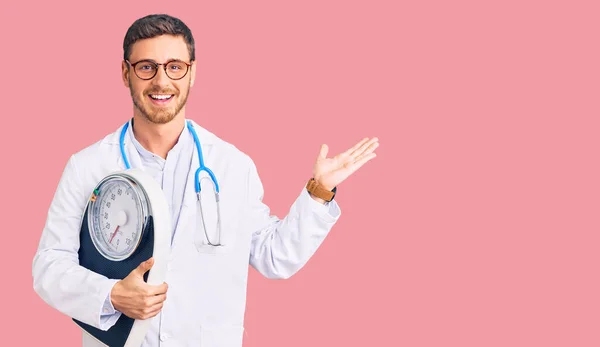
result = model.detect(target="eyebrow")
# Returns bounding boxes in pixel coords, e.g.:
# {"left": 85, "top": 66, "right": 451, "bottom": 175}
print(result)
{"left": 133, "top": 58, "right": 187, "bottom": 63}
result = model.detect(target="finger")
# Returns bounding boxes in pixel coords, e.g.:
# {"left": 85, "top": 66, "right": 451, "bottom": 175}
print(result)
{"left": 318, "top": 144, "right": 329, "bottom": 159}
{"left": 359, "top": 141, "right": 379, "bottom": 157}
{"left": 143, "top": 302, "right": 164, "bottom": 319}
{"left": 346, "top": 152, "right": 377, "bottom": 172}
{"left": 147, "top": 282, "right": 169, "bottom": 296}
{"left": 145, "top": 293, "right": 167, "bottom": 306}
{"left": 139, "top": 303, "right": 163, "bottom": 320}
{"left": 342, "top": 137, "right": 369, "bottom": 157}
{"left": 133, "top": 257, "right": 154, "bottom": 277}
{"left": 350, "top": 137, "right": 378, "bottom": 158}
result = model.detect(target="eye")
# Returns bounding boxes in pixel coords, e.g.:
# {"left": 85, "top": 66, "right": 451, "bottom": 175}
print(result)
{"left": 168, "top": 62, "right": 187, "bottom": 70}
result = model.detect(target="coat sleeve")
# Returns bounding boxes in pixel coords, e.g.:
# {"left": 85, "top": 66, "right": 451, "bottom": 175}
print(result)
{"left": 246, "top": 156, "right": 342, "bottom": 279}
{"left": 32, "top": 154, "right": 122, "bottom": 330}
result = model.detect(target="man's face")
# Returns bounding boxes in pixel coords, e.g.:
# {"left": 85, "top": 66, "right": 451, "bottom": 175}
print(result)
{"left": 122, "top": 34, "right": 196, "bottom": 124}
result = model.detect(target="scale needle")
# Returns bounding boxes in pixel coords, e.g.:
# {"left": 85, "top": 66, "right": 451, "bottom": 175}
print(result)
{"left": 110, "top": 226, "right": 120, "bottom": 244}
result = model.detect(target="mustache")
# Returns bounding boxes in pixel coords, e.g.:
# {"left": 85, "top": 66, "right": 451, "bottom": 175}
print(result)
{"left": 145, "top": 88, "right": 178, "bottom": 95}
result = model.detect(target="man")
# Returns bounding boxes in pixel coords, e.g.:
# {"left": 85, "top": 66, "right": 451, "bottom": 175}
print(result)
{"left": 32, "top": 14, "right": 378, "bottom": 346}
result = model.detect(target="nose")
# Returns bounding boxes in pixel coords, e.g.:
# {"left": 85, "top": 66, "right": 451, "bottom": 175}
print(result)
{"left": 151, "top": 65, "right": 171, "bottom": 87}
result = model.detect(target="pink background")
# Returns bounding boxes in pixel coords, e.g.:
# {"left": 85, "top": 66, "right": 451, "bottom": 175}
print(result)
{"left": 1, "top": 0, "right": 599, "bottom": 346}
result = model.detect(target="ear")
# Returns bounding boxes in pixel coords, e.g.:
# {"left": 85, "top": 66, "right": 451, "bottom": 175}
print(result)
{"left": 121, "top": 60, "right": 130, "bottom": 88}
{"left": 190, "top": 61, "right": 197, "bottom": 88}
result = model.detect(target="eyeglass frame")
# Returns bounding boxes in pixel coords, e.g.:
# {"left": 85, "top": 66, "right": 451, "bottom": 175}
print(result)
{"left": 125, "top": 59, "right": 193, "bottom": 81}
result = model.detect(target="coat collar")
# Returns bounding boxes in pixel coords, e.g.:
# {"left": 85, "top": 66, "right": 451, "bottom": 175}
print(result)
{"left": 105, "top": 118, "right": 218, "bottom": 146}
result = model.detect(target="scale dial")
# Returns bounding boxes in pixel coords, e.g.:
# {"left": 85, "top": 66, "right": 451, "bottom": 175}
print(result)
{"left": 87, "top": 174, "right": 149, "bottom": 261}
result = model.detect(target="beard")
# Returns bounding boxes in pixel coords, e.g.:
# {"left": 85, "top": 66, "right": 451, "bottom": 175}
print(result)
{"left": 129, "top": 79, "right": 191, "bottom": 124}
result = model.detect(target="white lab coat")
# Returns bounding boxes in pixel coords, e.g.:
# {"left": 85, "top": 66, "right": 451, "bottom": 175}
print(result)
{"left": 32, "top": 119, "right": 341, "bottom": 347}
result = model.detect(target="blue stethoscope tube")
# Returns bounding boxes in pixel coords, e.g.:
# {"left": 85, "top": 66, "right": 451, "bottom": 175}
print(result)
{"left": 119, "top": 119, "right": 223, "bottom": 246}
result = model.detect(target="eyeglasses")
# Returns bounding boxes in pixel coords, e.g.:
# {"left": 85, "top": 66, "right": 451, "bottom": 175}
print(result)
{"left": 126, "top": 59, "right": 192, "bottom": 80}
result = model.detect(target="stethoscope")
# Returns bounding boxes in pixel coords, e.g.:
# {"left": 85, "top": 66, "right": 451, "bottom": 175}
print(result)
{"left": 119, "top": 119, "right": 223, "bottom": 247}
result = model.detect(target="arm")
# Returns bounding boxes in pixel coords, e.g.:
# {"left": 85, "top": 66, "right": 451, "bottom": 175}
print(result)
{"left": 247, "top": 158, "right": 341, "bottom": 279}
{"left": 247, "top": 137, "right": 379, "bottom": 279}
{"left": 32, "top": 155, "right": 122, "bottom": 330}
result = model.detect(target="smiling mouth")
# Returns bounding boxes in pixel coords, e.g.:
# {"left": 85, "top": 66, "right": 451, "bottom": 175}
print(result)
{"left": 149, "top": 94, "right": 174, "bottom": 101}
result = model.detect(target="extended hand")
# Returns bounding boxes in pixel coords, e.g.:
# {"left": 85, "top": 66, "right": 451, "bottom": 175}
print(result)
{"left": 312, "top": 137, "right": 379, "bottom": 192}
{"left": 111, "top": 257, "right": 168, "bottom": 320}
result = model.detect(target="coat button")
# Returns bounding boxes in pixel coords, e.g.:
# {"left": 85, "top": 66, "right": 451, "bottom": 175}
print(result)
{"left": 160, "top": 334, "right": 167, "bottom": 341}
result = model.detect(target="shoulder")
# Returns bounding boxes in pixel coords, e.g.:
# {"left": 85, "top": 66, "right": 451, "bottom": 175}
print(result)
{"left": 63, "top": 124, "right": 125, "bottom": 189}
{"left": 188, "top": 119, "right": 256, "bottom": 170}
{"left": 70, "top": 124, "right": 121, "bottom": 162}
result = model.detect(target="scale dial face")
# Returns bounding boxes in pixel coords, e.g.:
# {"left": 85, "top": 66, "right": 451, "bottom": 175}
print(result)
{"left": 87, "top": 175, "right": 149, "bottom": 261}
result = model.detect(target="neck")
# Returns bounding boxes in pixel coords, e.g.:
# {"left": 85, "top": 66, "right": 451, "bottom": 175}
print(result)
{"left": 131, "top": 114, "right": 186, "bottom": 160}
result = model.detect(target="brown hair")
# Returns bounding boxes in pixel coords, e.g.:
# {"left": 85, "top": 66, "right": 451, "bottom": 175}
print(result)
{"left": 123, "top": 14, "right": 195, "bottom": 61}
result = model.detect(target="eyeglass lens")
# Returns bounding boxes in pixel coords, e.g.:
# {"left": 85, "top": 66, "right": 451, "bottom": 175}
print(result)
{"left": 134, "top": 61, "right": 189, "bottom": 80}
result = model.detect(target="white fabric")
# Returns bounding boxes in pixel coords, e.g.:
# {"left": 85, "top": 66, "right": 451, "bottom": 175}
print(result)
{"left": 32, "top": 119, "right": 341, "bottom": 347}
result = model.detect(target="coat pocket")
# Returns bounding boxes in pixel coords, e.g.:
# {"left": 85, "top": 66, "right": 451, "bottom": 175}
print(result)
{"left": 193, "top": 193, "right": 240, "bottom": 254}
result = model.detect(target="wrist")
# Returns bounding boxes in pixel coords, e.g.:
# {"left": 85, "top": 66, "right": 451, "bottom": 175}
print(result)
{"left": 314, "top": 178, "right": 334, "bottom": 191}
{"left": 306, "top": 177, "right": 336, "bottom": 203}
{"left": 110, "top": 280, "right": 122, "bottom": 308}
{"left": 309, "top": 192, "right": 327, "bottom": 204}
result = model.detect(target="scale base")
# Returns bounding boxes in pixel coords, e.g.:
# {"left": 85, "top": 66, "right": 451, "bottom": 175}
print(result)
{"left": 74, "top": 205, "right": 155, "bottom": 347}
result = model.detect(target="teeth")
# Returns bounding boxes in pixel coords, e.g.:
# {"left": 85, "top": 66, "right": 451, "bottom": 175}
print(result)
{"left": 150, "top": 94, "right": 172, "bottom": 100}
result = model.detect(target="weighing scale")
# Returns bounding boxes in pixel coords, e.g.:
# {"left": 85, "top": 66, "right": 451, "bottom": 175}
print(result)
{"left": 73, "top": 168, "right": 171, "bottom": 347}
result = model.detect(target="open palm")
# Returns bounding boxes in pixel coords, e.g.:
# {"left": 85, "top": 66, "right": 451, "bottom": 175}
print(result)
{"left": 313, "top": 137, "right": 379, "bottom": 191}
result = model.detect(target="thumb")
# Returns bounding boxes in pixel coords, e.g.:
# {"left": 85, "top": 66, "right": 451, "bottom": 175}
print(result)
{"left": 134, "top": 257, "right": 154, "bottom": 277}
{"left": 318, "top": 144, "right": 328, "bottom": 159}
